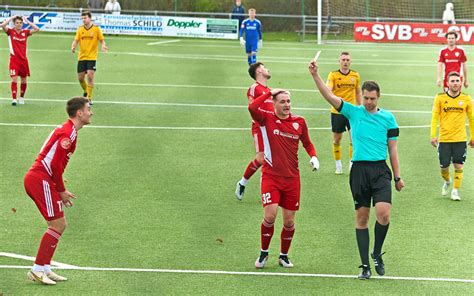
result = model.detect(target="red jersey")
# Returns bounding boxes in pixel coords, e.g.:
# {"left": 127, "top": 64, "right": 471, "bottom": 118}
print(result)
{"left": 438, "top": 46, "right": 467, "bottom": 80}
{"left": 29, "top": 120, "right": 78, "bottom": 192}
{"left": 249, "top": 92, "right": 317, "bottom": 178}
{"left": 5, "top": 28, "right": 31, "bottom": 61}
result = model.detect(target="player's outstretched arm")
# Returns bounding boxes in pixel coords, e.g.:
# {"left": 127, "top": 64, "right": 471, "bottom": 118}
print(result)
{"left": 388, "top": 140, "right": 404, "bottom": 192}
{"left": 308, "top": 60, "right": 342, "bottom": 110}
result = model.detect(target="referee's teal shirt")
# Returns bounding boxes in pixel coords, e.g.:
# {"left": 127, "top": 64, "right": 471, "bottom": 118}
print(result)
{"left": 338, "top": 100, "right": 399, "bottom": 161}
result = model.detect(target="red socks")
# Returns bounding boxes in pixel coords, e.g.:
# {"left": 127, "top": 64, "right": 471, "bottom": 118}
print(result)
{"left": 280, "top": 224, "right": 295, "bottom": 255}
{"left": 20, "top": 82, "right": 27, "bottom": 97}
{"left": 11, "top": 82, "right": 17, "bottom": 99}
{"left": 34, "top": 228, "right": 62, "bottom": 265}
{"left": 260, "top": 219, "right": 274, "bottom": 251}
{"left": 243, "top": 159, "right": 261, "bottom": 180}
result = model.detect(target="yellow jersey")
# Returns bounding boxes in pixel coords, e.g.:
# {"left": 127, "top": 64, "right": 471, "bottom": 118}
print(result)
{"left": 327, "top": 70, "right": 361, "bottom": 114}
{"left": 431, "top": 92, "right": 474, "bottom": 142}
{"left": 75, "top": 24, "right": 104, "bottom": 61}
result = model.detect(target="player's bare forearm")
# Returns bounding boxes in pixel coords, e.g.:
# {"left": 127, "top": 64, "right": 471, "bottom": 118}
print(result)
{"left": 100, "top": 40, "right": 108, "bottom": 52}
{"left": 462, "top": 63, "right": 468, "bottom": 86}
{"left": 388, "top": 140, "right": 401, "bottom": 178}
{"left": 0, "top": 17, "right": 12, "bottom": 31}
{"left": 388, "top": 140, "right": 404, "bottom": 191}
{"left": 71, "top": 40, "right": 78, "bottom": 52}
{"left": 308, "top": 61, "right": 342, "bottom": 110}
{"left": 28, "top": 21, "right": 40, "bottom": 34}
{"left": 437, "top": 63, "right": 443, "bottom": 84}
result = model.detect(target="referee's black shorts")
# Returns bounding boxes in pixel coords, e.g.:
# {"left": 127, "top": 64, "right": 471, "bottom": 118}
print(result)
{"left": 349, "top": 160, "right": 392, "bottom": 209}
{"left": 438, "top": 142, "right": 467, "bottom": 168}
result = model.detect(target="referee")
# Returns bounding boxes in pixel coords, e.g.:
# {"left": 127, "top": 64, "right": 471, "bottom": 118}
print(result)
{"left": 309, "top": 60, "right": 405, "bottom": 279}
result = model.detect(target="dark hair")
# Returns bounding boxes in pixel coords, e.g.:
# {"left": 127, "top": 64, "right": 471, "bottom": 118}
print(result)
{"left": 13, "top": 16, "right": 23, "bottom": 23}
{"left": 447, "top": 71, "right": 460, "bottom": 78}
{"left": 340, "top": 51, "right": 350, "bottom": 56}
{"left": 248, "top": 62, "right": 264, "bottom": 80}
{"left": 81, "top": 11, "right": 92, "bottom": 18}
{"left": 361, "top": 80, "right": 380, "bottom": 96}
{"left": 445, "top": 31, "right": 458, "bottom": 39}
{"left": 67, "top": 97, "right": 89, "bottom": 117}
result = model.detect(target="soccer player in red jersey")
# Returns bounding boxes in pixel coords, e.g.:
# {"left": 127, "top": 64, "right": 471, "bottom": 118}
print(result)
{"left": 249, "top": 88, "right": 320, "bottom": 268}
{"left": 24, "top": 97, "right": 92, "bottom": 285}
{"left": 437, "top": 31, "right": 468, "bottom": 90}
{"left": 1, "top": 15, "right": 39, "bottom": 106}
{"left": 235, "top": 62, "right": 273, "bottom": 200}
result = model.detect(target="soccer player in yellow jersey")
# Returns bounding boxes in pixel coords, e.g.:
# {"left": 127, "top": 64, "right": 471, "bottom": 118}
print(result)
{"left": 71, "top": 11, "right": 107, "bottom": 105}
{"left": 431, "top": 71, "right": 474, "bottom": 201}
{"left": 326, "top": 52, "right": 362, "bottom": 174}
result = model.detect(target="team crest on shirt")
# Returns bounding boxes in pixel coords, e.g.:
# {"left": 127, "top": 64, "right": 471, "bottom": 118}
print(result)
{"left": 21, "top": 32, "right": 25, "bottom": 36}
{"left": 455, "top": 52, "right": 460, "bottom": 57}
{"left": 292, "top": 122, "right": 299, "bottom": 130}
{"left": 350, "top": 77, "right": 355, "bottom": 82}
{"left": 459, "top": 101, "right": 463, "bottom": 106}
{"left": 60, "top": 138, "right": 72, "bottom": 149}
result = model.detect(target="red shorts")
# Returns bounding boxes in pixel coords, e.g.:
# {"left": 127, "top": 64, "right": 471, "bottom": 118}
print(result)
{"left": 24, "top": 171, "right": 64, "bottom": 221}
{"left": 261, "top": 174, "right": 301, "bottom": 211}
{"left": 10, "top": 58, "right": 30, "bottom": 77}
{"left": 252, "top": 123, "right": 264, "bottom": 153}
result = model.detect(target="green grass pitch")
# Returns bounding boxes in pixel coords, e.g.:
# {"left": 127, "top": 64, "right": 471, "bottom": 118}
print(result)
{"left": 0, "top": 33, "right": 473, "bottom": 295}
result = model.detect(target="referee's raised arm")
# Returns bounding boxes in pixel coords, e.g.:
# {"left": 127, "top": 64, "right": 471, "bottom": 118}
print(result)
{"left": 308, "top": 60, "right": 342, "bottom": 110}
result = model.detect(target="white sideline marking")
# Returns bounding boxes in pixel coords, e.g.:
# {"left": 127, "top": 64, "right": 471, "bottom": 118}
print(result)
{"left": 0, "top": 122, "right": 431, "bottom": 131}
{"left": 0, "top": 252, "right": 78, "bottom": 268}
{"left": 0, "top": 81, "right": 436, "bottom": 99}
{"left": 147, "top": 40, "right": 181, "bottom": 46}
{"left": 0, "top": 265, "right": 472, "bottom": 283}
{"left": 0, "top": 47, "right": 446, "bottom": 67}
{"left": 0, "top": 97, "right": 432, "bottom": 114}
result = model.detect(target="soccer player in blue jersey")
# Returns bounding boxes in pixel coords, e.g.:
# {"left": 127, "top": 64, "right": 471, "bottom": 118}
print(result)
{"left": 309, "top": 60, "right": 405, "bottom": 280}
{"left": 239, "top": 8, "right": 262, "bottom": 65}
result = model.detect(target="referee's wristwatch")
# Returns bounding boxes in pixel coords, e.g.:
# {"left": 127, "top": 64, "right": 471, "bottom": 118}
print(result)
{"left": 394, "top": 177, "right": 401, "bottom": 183}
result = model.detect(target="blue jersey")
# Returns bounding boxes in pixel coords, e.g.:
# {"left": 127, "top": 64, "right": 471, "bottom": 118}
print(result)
{"left": 338, "top": 101, "right": 399, "bottom": 161}
{"left": 240, "top": 18, "right": 262, "bottom": 43}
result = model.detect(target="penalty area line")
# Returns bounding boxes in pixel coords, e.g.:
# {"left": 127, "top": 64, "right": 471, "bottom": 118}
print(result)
{"left": 0, "top": 265, "right": 472, "bottom": 283}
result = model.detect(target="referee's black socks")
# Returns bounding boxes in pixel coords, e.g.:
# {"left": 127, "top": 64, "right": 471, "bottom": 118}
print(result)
{"left": 373, "top": 221, "right": 390, "bottom": 256}
{"left": 356, "top": 228, "right": 370, "bottom": 266}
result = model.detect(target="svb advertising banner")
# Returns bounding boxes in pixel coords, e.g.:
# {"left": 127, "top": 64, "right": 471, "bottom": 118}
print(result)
{"left": 354, "top": 22, "right": 474, "bottom": 44}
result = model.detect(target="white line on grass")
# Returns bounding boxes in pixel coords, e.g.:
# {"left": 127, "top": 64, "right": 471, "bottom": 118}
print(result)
{"left": 0, "top": 252, "right": 78, "bottom": 268}
{"left": 0, "top": 97, "right": 433, "bottom": 114}
{"left": 147, "top": 40, "right": 181, "bottom": 45}
{"left": 0, "top": 47, "right": 446, "bottom": 67}
{"left": 0, "top": 265, "right": 472, "bottom": 283}
{"left": 0, "top": 123, "right": 431, "bottom": 131}
{"left": 0, "top": 81, "right": 436, "bottom": 99}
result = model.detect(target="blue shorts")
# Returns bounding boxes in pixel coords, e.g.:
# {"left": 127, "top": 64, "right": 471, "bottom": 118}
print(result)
{"left": 246, "top": 41, "right": 259, "bottom": 53}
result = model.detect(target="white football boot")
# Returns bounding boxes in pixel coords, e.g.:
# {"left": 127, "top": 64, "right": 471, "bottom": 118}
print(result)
{"left": 27, "top": 270, "right": 56, "bottom": 285}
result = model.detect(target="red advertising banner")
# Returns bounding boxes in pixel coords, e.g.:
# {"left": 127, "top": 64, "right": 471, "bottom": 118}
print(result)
{"left": 354, "top": 22, "right": 474, "bottom": 44}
